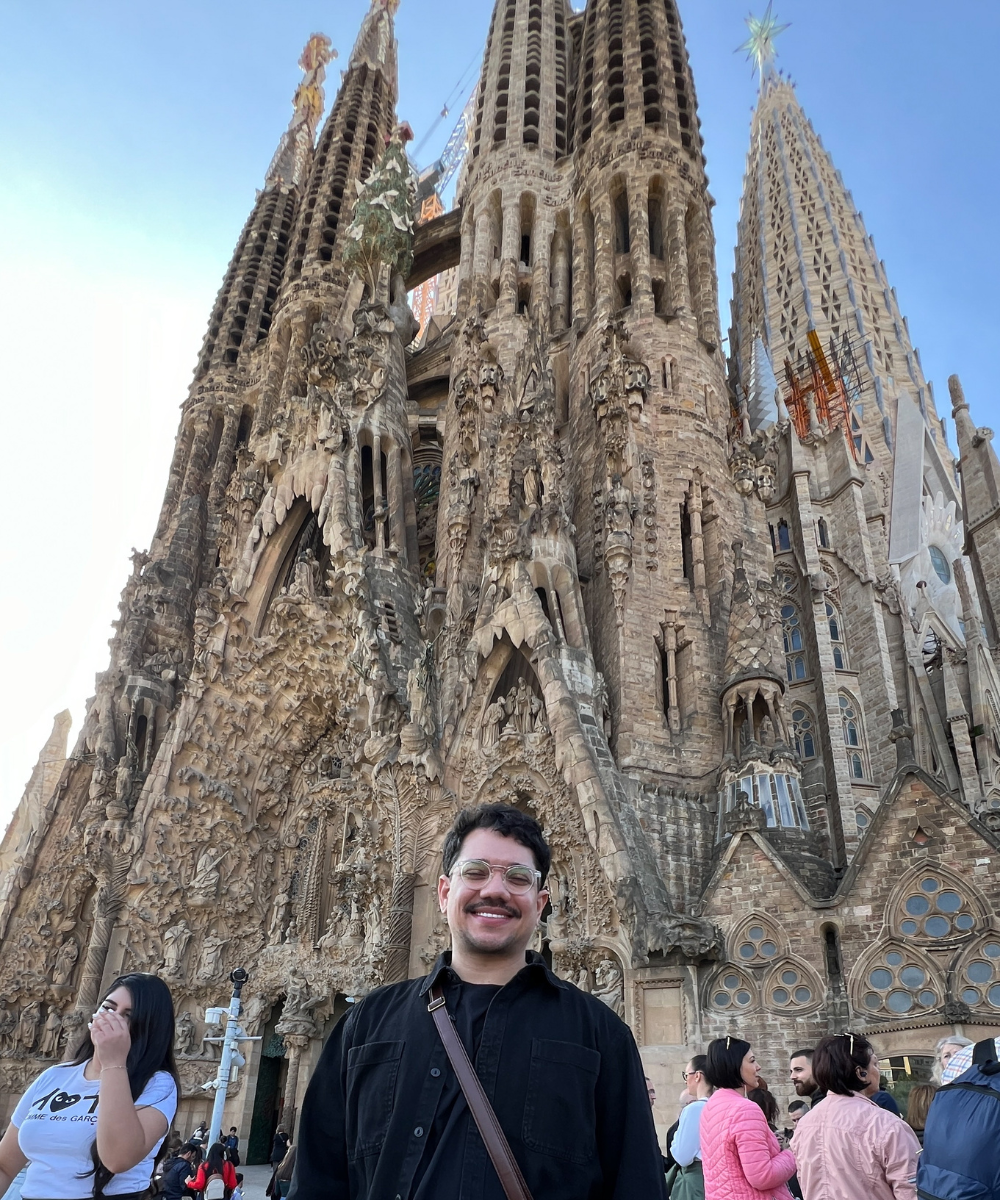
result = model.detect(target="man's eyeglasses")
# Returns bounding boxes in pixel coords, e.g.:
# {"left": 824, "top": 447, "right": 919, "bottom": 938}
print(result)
{"left": 452, "top": 859, "right": 541, "bottom": 894}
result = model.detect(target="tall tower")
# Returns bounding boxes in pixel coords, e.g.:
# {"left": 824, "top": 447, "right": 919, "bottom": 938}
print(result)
{"left": 728, "top": 22, "right": 1000, "bottom": 857}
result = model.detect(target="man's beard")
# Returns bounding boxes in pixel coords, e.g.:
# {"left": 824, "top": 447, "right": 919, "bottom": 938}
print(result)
{"left": 454, "top": 903, "right": 525, "bottom": 955}
{"left": 792, "top": 1080, "right": 815, "bottom": 1097}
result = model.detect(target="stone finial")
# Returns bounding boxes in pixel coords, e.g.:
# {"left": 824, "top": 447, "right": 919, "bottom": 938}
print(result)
{"left": 264, "top": 34, "right": 336, "bottom": 189}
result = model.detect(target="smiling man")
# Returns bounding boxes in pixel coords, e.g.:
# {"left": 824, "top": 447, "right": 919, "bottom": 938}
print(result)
{"left": 290, "top": 803, "right": 665, "bottom": 1200}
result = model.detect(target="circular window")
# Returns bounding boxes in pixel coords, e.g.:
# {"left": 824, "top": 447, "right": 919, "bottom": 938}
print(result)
{"left": 928, "top": 545, "right": 951, "bottom": 583}
{"left": 900, "top": 966, "right": 925, "bottom": 988}
{"left": 749, "top": 926, "right": 765, "bottom": 941}
{"left": 865, "top": 953, "right": 939, "bottom": 1016}
{"left": 870, "top": 968, "right": 893, "bottom": 989}
{"left": 738, "top": 943, "right": 755, "bottom": 959}
{"left": 919, "top": 990, "right": 936, "bottom": 1007}
{"left": 988, "top": 984, "right": 1000, "bottom": 1006}
{"left": 956, "top": 914, "right": 976, "bottom": 931}
{"left": 724, "top": 974, "right": 739, "bottom": 989}
{"left": 925, "top": 916, "right": 950, "bottom": 937}
{"left": 962, "top": 988, "right": 981, "bottom": 1005}
{"left": 886, "top": 951, "right": 904, "bottom": 967}
{"left": 937, "top": 891, "right": 962, "bottom": 913}
{"left": 714, "top": 992, "right": 730, "bottom": 1007}
{"left": 760, "top": 941, "right": 777, "bottom": 957}
{"left": 921, "top": 878, "right": 940, "bottom": 892}
{"left": 906, "top": 895, "right": 930, "bottom": 916}
{"left": 794, "top": 986, "right": 812, "bottom": 1003}
{"left": 773, "top": 987, "right": 789, "bottom": 1004}
{"left": 967, "top": 961, "right": 993, "bottom": 984}
{"left": 782, "top": 969, "right": 798, "bottom": 986}
{"left": 887, "top": 990, "right": 912, "bottom": 1013}
{"left": 856, "top": 811, "right": 870, "bottom": 829}
{"left": 986, "top": 944, "right": 1000, "bottom": 959}
{"left": 738, "top": 923, "right": 781, "bottom": 962}
{"left": 736, "top": 990, "right": 752, "bottom": 1006}
{"left": 901, "top": 920, "right": 919, "bottom": 935}
{"left": 864, "top": 992, "right": 881, "bottom": 1009}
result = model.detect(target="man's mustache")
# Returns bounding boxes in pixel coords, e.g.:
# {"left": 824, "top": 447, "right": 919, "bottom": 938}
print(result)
{"left": 464, "top": 902, "right": 519, "bottom": 918}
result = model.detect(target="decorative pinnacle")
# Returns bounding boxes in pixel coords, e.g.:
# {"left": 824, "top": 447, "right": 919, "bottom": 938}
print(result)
{"left": 737, "top": 3, "right": 790, "bottom": 77}
{"left": 264, "top": 33, "right": 337, "bottom": 188}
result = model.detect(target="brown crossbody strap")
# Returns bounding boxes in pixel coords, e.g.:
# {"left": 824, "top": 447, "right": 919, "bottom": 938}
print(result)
{"left": 427, "top": 986, "right": 534, "bottom": 1200}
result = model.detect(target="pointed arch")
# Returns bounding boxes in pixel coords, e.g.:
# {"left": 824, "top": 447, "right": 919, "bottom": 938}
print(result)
{"left": 727, "top": 912, "right": 788, "bottom": 966}
{"left": 886, "top": 860, "right": 989, "bottom": 946}
{"left": 790, "top": 702, "right": 817, "bottom": 759}
{"left": 826, "top": 599, "right": 849, "bottom": 670}
{"left": 762, "top": 957, "right": 824, "bottom": 1014}
{"left": 952, "top": 935, "right": 1000, "bottom": 1015}
{"left": 848, "top": 938, "right": 946, "bottom": 1020}
{"left": 838, "top": 689, "right": 869, "bottom": 780}
{"left": 704, "top": 964, "right": 759, "bottom": 1015}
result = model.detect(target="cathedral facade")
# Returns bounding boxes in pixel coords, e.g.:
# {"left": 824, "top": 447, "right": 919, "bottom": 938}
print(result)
{"left": 2, "top": 0, "right": 1000, "bottom": 1155}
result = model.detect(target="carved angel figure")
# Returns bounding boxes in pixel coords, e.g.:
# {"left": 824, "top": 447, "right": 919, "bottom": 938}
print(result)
{"left": 38, "top": 1008, "right": 62, "bottom": 1058}
{"left": 162, "top": 921, "right": 192, "bottom": 978}
{"left": 196, "top": 933, "right": 229, "bottom": 983}
{"left": 16, "top": 1002, "right": 41, "bottom": 1054}
{"left": 52, "top": 937, "right": 79, "bottom": 986}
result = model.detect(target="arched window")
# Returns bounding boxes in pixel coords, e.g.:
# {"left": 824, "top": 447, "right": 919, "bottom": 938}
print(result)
{"left": 817, "top": 517, "right": 830, "bottom": 548}
{"left": 777, "top": 519, "right": 791, "bottom": 551}
{"left": 791, "top": 706, "right": 816, "bottom": 759}
{"left": 827, "top": 600, "right": 849, "bottom": 669}
{"left": 839, "top": 691, "right": 869, "bottom": 779}
{"left": 782, "top": 603, "right": 806, "bottom": 681}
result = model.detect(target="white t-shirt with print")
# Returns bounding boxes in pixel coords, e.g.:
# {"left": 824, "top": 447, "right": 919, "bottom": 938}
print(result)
{"left": 12, "top": 1061, "right": 177, "bottom": 1198}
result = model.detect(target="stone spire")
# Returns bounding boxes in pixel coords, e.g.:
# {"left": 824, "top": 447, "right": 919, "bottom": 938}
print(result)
{"left": 951, "top": 373, "right": 1000, "bottom": 641}
{"left": 729, "top": 67, "right": 952, "bottom": 475}
{"left": 265, "top": 34, "right": 337, "bottom": 190}
{"left": 284, "top": 0, "right": 400, "bottom": 283}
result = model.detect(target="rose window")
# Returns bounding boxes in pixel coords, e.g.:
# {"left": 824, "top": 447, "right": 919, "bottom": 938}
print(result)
{"left": 898, "top": 876, "right": 976, "bottom": 939}
{"left": 736, "top": 923, "right": 779, "bottom": 964}
{"left": 958, "top": 941, "right": 1000, "bottom": 1010}
{"left": 862, "top": 949, "right": 938, "bottom": 1015}
{"left": 769, "top": 966, "right": 813, "bottom": 1008}
{"left": 711, "top": 970, "right": 755, "bottom": 1010}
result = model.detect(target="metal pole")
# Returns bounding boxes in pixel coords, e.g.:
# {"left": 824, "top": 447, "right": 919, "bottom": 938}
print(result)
{"left": 208, "top": 967, "right": 248, "bottom": 1143}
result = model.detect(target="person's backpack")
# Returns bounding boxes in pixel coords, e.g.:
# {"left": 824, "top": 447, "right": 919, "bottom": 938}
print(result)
{"left": 917, "top": 1037, "right": 1000, "bottom": 1199}
{"left": 203, "top": 1173, "right": 226, "bottom": 1200}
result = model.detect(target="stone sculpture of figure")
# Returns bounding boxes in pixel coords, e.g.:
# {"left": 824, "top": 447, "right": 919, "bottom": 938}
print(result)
{"left": 288, "top": 548, "right": 321, "bottom": 600}
{"left": 574, "top": 965, "right": 591, "bottom": 994}
{"left": 514, "top": 679, "right": 534, "bottom": 734}
{"left": 523, "top": 463, "right": 540, "bottom": 510}
{"left": 196, "top": 934, "right": 229, "bottom": 984}
{"left": 529, "top": 694, "right": 549, "bottom": 736}
{"left": 606, "top": 476, "right": 635, "bottom": 537}
{"left": 758, "top": 714, "right": 774, "bottom": 749}
{"left": 481, "top": 698, "right": 506, "bottom": 752}
{"left": 190, "top": 849, "right": 226, "bottom": 903}
{"left": 38, "top": 1008, "right": 62, "bottom": 1058}
{"left": 52, "top": 937, "right": 79, "bottom": 986}
{"left": 593, "top": 958, "right": 625, "bottom": 1018}
{"left": 174, "top": 1010, "right": 196, "bottom": 1057}
{"left": 269, "top": 891, "right": 292, "bottom": 944}
{"left": 285, "top": 967, "right": 309, "bottom": 1016}
{"left": 162, "top": 921, "right": 192, "bottom": 979}
{"left": 16, "top": 1002, "right": 41, "bottom": 1054}
{"left": 0, "top": 1001, "right": 14, "bottom": 1053}
{"left": 318, "top": 905, "right": 345, "bottom": 951}
{"left": 363, "top": 897, "right": 383, "bottom": 957}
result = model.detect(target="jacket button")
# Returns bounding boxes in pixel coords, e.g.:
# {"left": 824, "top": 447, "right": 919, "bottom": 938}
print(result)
{"left": 414, "top": 1126, "right": 424, "bottom": 1138}
{"left": 430, "top": 1068, "right": 441, "bottom": 1077}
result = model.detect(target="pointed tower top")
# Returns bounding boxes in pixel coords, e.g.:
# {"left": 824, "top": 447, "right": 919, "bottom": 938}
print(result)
{"left": 350, "top": 0, "right": 399, "bottom": 84}
{"left": 265, "top": 34, "right": 336, "bottom": 189}
{"left": 737, "top": 3, "right": 790, "bottom": 81}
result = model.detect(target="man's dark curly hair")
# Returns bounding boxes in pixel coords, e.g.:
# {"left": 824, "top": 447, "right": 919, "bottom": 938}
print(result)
{"left": 441, "top": 804, "right": 551, "bottom": 884}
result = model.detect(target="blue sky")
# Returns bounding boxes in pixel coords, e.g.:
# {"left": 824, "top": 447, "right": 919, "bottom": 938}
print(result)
{"left": 1, "top": 0, "right": 997, "bottom": 822}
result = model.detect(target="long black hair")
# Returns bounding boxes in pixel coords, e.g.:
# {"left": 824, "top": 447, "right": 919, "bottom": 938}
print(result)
{"left": 68, "top": 973, "right": 179, "bottom": 1198}
{"left": 203, "top": 1142, "right": 229, "bottom": 1178}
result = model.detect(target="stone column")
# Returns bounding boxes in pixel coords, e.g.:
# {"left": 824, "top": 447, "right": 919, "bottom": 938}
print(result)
{"left": 179, "top": 410, "right": 215, "bottom": 504}
{"left": 386, "top": 443, "right": 406, "bottom": 561}
{"left": 666, "top": 203, "right": 690, "bottom": 314}
{"left": 74, "top": 872, "right": 126, "bottom": 1015}
{"left": 280, "top": 1033, "right": 310, "bottom": 1136}
{"left": 551, "top": 226, "right": 571, "bottom": 332}
{"left": 473, "top": 209, "right": 493, "bottom": 312}
{"left": 593, "top": 196, "right": 614, "bottom": 320}
{"left": 629, "top": 182, "right": 652, "bottom": 317}
{"left": 571, "top": 205, "right": 592, "bottom": 324}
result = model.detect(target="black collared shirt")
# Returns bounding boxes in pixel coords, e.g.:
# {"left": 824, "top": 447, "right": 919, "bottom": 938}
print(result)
{"left": 288, "top": 951, "right": 667, "bottom": 1200}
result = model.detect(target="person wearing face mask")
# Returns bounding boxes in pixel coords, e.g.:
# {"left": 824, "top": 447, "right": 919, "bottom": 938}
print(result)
{"left": 0, "top": 973, "right": 179, "bottom": 1200}
{"left": 790, "top": 1033, "right": 919, "bottom": 1200}
{"left": 697, "top": 1038, "right": 796, "bottom": 1200}
{"left": 290, "top": 804, "right": 666, "bottom": 1200}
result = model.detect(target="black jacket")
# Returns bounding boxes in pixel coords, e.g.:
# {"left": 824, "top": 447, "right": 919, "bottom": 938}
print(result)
{"left": 289, "top": 951, "right": 667, "bottom": 1200}
{"left": 160, "top": 1156, "right": 194, "bottom": 1200}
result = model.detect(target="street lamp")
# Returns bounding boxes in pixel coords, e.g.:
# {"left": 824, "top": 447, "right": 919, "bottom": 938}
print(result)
{"left": 201, "top": 968, "right": 260, "bottom": 1142}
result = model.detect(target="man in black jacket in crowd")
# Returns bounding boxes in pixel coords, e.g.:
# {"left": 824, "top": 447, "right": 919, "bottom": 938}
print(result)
{"left": 160, "top": 1144, "right": 198, "bottom": 1200}
{"left": 290, "top": 803, "right": 666, "bottom": 1200}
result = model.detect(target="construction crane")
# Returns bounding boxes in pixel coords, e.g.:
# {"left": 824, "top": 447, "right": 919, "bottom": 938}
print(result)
{"left": 414, "top": 89, "right": 477, "bottom": 206}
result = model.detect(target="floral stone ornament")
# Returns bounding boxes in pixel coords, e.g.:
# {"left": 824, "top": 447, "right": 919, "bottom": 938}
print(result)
{"left": 342, "top": 124, "right": 417, "bottom": 298}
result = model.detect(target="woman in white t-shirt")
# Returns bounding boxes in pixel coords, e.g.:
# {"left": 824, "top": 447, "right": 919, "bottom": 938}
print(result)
{"left": 0, "top": 972, "right": 179, "bottom": 1200}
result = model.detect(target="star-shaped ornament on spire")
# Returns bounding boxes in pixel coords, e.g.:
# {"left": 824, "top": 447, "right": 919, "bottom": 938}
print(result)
{"left": 737, "top": 3, "right": 790, "bottom": 76}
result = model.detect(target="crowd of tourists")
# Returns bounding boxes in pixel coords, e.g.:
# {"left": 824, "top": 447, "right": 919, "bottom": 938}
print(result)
{"left": 0, "top": 805, "right": 995, "bottom": 1200}
{"left": 658, "top": 1032, "right": 998, "bottom": 1199}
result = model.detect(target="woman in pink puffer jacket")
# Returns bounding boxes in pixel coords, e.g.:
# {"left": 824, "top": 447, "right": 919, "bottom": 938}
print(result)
{"left": 699, "top": 1037, "right": 796, "bottom": 1200}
